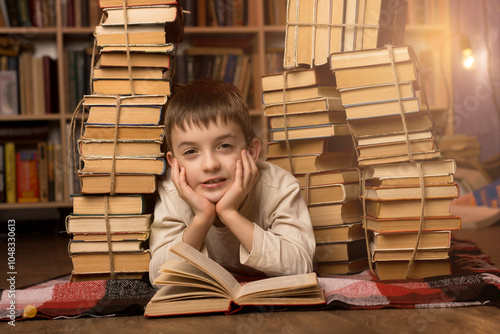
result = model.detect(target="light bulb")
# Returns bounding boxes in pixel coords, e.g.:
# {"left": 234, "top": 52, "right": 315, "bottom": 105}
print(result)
{"left": 461, "top": 48, "right": 475, "bottom": 69}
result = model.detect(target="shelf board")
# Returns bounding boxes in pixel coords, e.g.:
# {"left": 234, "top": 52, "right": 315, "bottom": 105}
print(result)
{"left": 0, "top": 202, "right": 73, "bottom": 210}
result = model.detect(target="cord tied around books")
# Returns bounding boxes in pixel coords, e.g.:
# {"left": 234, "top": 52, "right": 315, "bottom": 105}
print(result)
{"left": 104, "top": 196, "right": 117, "bottom": 279}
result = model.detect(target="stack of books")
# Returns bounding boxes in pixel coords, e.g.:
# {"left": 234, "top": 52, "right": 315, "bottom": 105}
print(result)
{"left": 66, "top": 0, "right": 184, "bottom": 281}
{"left": 361, "top": 160, "right": 461, "bottom": 280}
{"left": 330, "top": 45, "right": 441, "bottom": 166}
{"left": 283, "top": 0, "right": 408, "bottom": 68}
{"left": 329, "top": 44, "right": 462, "bottom": 279}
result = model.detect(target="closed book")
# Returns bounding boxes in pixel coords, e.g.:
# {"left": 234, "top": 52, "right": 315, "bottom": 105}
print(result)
{"left": 82, "top": 125, "right": 165, "bottom": 141}
{"left": 96, "top": 50, "right": 172, "bottom": 68}
{"left": 266, "top": 136, "right": 353, "bottom": 158}
{"left": 372, "top": 248, "right": 450, "bottom": 262}
{"left": 79, "top": 174, "right": 157, "bottom": 194}
{"left": 80, "top": 158, "right": 166, "bottom": 175}
{"left": 340, "top": 82, "right": 417, "bottom": 106}
{"left": 261, "top": 66, "right": 334, "bottom": 91}
{"left": 94, "top": 24, "right": 169, "bottom": 46}
{"left": 295, "top": 169, "right": 360, "bottom": 188}
{"left": 85, "top": 105, "right": 164, "bottom": 126}
{"left": 68, "top": 239, "right": 146, "bottom": 254}
{"left": 262, "top": 85, "right": 340, "bottom": 105}
{"left": 313, "top": 222, "right": 365, "bottom": 244}
{"left": 302, "top": 183, "right": 360, "bottom": 206}
{"left": 330, "top": 45, "right": 414, "bottom": 70}
{"left": 83, "top": 94, "right": 168, "bottom": 106}
{"left": 345, "top": 98, "right": 420, "bottom": 120}
{"left": 363, "top": 160, "right": 457, "bottom": 180}
{"left": 66, "top": 213, "right": 152, "bottom": 233}
{"left": 268, "top": 111, "right": 347, "bottom": 129}
{"left": 314, "top": 239, "right": 367, "bottom": 262}
{"left": 363, "top": 183, "right": 459, "bottom": 201}
{"left": 367, "top": 175, "right": 455, "bottom": 187}
{"left": 347, "top": 112, "right": 434, "bottom": 138}
{"left": 267, "top": 151, "right": 357, "bottom": 174}
{"left": 269, "top": 123, "right": 350, "bottom": 141}
{"left": 92, "top": 78, "right": 171, "bottom": 95}
{"left": 309, "top": 201, "right": 363, "bottom": 227}
{"left": 314, "top": 257, "right": 369, "bottom": 275}
{"left": 78, "top": 139, "right": 163, "bottom": 159}
{"left": 363, "top": 216, "right": 461, "bottom": 233}
{"left": 365, "top": 198, "right": 454, "bottom": 219}
{"left": 70, "top": 194, "right": 153, "bottom": 215}
{"left": 4, "top": 142, "right": 16, "bottom": 203}
{"left": 264, "top": 97, "right": 344, "bottom": 117}
{"left": 372, "top": 231, "right": 451, "bottom": 251}
{"left": 70, "top": 250, "right": 151, "bottom": 274}
{"left": 101, "top": 5, "right": 178, "bottom": 26}
{"left": 16, "top": 149, "right": 39, "bottom": 203}
{"left": 358, "top": 151, "right": 442, "bottom": 167}
{"left": 375, "top": 259, "right": 451, "bottom": 280}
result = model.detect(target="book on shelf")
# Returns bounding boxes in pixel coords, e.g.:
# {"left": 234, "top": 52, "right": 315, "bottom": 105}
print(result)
{"left": 308, "top": 201, "right": 363, "bottom": 227}
{"left": 364, "top": 215, "right": 461, "bottom": 233}
{"left": 269, "top": 123, "right": 350, "bottom": 142}
{"left": 42, "top": 55, "right": 59, "bottom": 114}
{"left": 37, "top": 142, "right": 49, "bottom": 202}
{"left": 261, "top": 66, "right": 335, "bottom": 91}
{"left": 372, "top": 230, "right": 451, "bottom": 251}
{"left": 347, "top": 110, "right": 434, "bottom": 138}
{"left": 4, "top": 142, "right": 16, "bottom": 203}
{"left": 70, "top": 250, "right": 151, "bottom": 275}
{"left": 295, "top": 169, "right": 360, "bottom": 188}
{"left": 262, "top": 85, "right": 340, "bottom": 105}
{"left": 363, "top": 183, "right": 459, "bottom": 201}
{"left": 375, "top": 259, "right": 451, "bottom": 281}
{"left": 66, "top": 213, "right": 152, "bottom": 233}
{"left": 314, "top": 257, "right": 369, "bottom": 275}
{"left": 71, "top": 194, "right": 154, "bottom": 215}
{"left": 79, "top": 158, "right": 167, "bottom": 175}
{"left": 68, "top": 239, "right": 147, "bottom": 254}
{"left": 268, "top": 111, "right": 347, "bottom": 129}
{"left": 372, "top": 248, "right": 449, "bottom": 262}
{"left": 0, "top": 70, "right": 18, "bottom": 115}
{"left": 266, "top": 136, "right": 353, "bottom": 158}
{"left": 356, "top": 130, "right": 432, "bottom": 147}
{"left": 16, "top": 148, "right": 39, "bottom": 203}
{"left": 98, "top": 0, "right": 177, "bottom": 8}
{"left": 363, "top": 159, "right": 457, "bottom": 180}
{"left": 85, "top": 105, "right": 164, "bottom": 126}
{"left": 92, "top": 78, "right": 171, "bottom": 95}
{"left": 264, "top": 97, "right": 345, "bottom": 117}
{"left": 313, "top": 222, "right": 365, "bottom": 244}
{"left": 345, "top": 98, "right": 420, "bottom": 120}
{"left": 334, "top": 61, "right": 418, "bottom": 90}
{"left": 314, "top": 239, "right": 367, "bottom": 263}
{"left": 78, "top": 174, "right": 158, "bottom": 194}
{"left": 284, "top": 0, "right": 407, "bottom": 68}
{"left": 78, "top": 139, "right": 164, "bottom": 159}
{"left": 82, "top": 125, "right": 165, "bottom": 141}
{"left": 365, "top": 198, "right": 454, "bottom": 219}
{"left": 144, "top": 241, "right": 326, "bottom": 317}
{"left": 267, "top": 151, "right": 357, "bottom": 175}
{"left": 303, "top": 183, "right": 360, "bottom": 206}
{"left": 340, "top": 81, "right": 417, "bottom": 106}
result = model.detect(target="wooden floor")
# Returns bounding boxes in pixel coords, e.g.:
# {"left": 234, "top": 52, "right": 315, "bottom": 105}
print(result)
{"left": 2, "top": 223, "right": 500, "bottom": 333}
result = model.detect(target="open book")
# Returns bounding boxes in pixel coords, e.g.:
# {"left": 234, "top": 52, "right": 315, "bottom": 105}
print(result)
{"left": 144, "top": 242, "right": 326, "bottom": 317}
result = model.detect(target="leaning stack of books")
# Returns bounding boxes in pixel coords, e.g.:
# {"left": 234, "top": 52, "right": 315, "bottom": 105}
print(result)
{"left": 361, "top": 160, "right": 461, "bottom": 280}
{"left": 66, "top": 0, "right": 184, "bottom": 281}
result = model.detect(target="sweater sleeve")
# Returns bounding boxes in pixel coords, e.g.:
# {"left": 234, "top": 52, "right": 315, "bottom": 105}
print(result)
{"left": 239, "top": 178, "right": 315, "bottom": 277}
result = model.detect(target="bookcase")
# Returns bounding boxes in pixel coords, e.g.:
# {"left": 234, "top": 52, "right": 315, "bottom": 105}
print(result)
{"left": 0, "top": 0, "right": 454, "bottom": 212}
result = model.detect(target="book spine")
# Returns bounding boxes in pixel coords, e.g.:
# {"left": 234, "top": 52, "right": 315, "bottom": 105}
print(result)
{"left": 4, "top": 142, "right": 16, "bottom": 203}
{"left": 0, "top": 143, "right": 5, "bottom": 202}
{"left": 16, "top": 149, "right": 39, "bottom": 203}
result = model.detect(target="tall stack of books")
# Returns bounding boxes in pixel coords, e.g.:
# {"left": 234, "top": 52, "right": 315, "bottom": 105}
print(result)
{"left": 66, "top": 0, "right": 184, "bottom": 281}
{"left": 326, "top": 24, "right": 461, "bottom": 279}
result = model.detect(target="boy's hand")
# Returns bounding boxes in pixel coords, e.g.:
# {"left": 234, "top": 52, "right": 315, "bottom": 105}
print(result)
{"left": 170, "top": 158, "right": 216, "bottom": 223}
{"left": 216, "top": 150, "right": 260, "bottom": 221}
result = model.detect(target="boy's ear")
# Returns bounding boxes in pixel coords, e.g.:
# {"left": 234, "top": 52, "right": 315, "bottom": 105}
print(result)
{"left": 166, "top": 151, "right": 175, "bottom": 166}
{"left": 247, "top": 138, "right": 261, "bottom": 162}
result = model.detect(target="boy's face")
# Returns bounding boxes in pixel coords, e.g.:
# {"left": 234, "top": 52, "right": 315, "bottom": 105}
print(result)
{"left": 167, "top": 118, "right": 259, "bottom": 203}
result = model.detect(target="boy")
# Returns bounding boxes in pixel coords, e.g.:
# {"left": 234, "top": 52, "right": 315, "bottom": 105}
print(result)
{"left": 149, "top": 79, "right": 315, "bottom": 283}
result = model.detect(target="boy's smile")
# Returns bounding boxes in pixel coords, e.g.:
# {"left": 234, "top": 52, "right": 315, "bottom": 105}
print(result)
{"left": 167, "top": 118, "right": 252, "bottom": 203}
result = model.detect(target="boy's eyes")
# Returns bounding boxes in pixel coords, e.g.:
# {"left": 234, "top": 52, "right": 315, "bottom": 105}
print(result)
{"left": 218, "top": 143, "right": 233, "bottom": 150}
{"left": 182, "top": 149, "right": 197, "bottom": 156}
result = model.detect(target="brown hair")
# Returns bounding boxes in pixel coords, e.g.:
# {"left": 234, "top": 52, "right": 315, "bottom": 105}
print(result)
{"left": 165, "top": 79, "right": 256, "bottom": 151}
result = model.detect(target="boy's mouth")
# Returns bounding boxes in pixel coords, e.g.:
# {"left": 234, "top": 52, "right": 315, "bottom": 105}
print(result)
{"left": 203, "top": 178, "right": 226, "bottom": 185}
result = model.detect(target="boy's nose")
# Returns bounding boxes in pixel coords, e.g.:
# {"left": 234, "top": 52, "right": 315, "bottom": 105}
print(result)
{"left": 201, "top": 153, "right": 221, "bottom": 172}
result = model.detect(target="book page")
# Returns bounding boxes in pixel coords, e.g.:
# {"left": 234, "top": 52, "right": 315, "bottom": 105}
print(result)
{"left": 170, "top": 242, "right": 242, "bottom": 299}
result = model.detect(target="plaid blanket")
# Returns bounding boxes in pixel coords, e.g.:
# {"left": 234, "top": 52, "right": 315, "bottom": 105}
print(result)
{"left": 1, "top": 238, "right": 499, "bottom": 321}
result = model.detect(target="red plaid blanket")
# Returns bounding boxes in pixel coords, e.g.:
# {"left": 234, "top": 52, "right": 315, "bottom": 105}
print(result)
{"left": 1, "top": 238, "right": 499, "bottom": 321}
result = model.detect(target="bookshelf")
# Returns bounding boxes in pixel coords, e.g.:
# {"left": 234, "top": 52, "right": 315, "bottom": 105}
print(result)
{"left": 0, "top": 0, "right": 454, "bottom": 210}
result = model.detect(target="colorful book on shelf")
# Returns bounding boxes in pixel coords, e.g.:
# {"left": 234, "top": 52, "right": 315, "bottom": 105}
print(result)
{"left": 66, "top": 213, "right": 152, "bottom": 233}
{"left": 314, "top": 238, "right": 367, "bottom": 263}
{"left": 144, "top": 242, "right": 326, "bottom": 318}
{"left": 16, "top": 148, "right": 39, "bottom": 203}
{"left": 85, "top": 105, "right": 164, "bottom": 126}
{"left": 308, "top": 201, "right": 363, "bottom": 227}
{"left": 70, "top": 194, "right": 154, "bottom": 215}
{"left": 4, "top": 142, "right": 16, "bottom": 203}
{"left": 363, "top": 215, "right": 462, "bottom": 233}
{"left": 0, "top": 70, "right": 18, "bottom": 115}
{"left": 313, "top": 222, "right": 365, "bottom": 244}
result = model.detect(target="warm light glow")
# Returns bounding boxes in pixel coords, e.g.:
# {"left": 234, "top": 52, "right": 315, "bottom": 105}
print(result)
{"left": 462, "top": 48, "right": 475, "bottom": 69}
